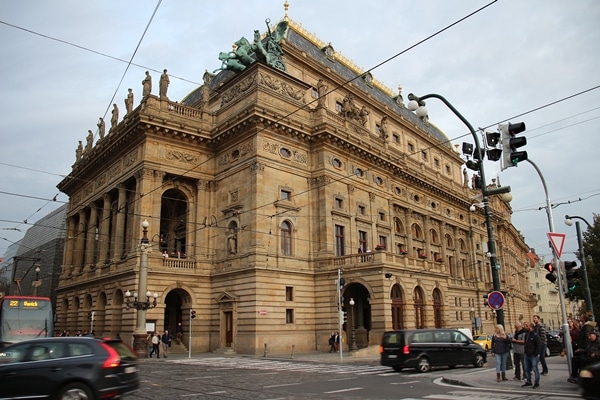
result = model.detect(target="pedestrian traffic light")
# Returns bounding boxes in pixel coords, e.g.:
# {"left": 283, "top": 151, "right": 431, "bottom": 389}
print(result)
{"left": 500, "top": 122, "right": 527, "bottom": 170}
{"left": 564, "top": 261, "right": 580, "bottom": 292}
{"left": 485, "top": 131, "right": 502, "bottom": 161}
{"left": 544, "top": 263, "right": 556, "bottom": 283}
{"left": 190, "top": 309, "right": 196, "bottom": 319}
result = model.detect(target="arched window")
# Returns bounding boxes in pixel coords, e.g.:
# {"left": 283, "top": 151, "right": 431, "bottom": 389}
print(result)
{"left": 433, "top": 289, "right": 443, "bottom": 328}
{"left": 430, "top": 229, "right": 439, "bottom": 244}
{"left": 411, "top": 223, "right": 423, "bottom": 239}
{"left": 160, "top": 189, "right": 188, "bottom": 257}
{"left": 391, "top": 284, "right": 405, "bottom": 330}
{"left": 414, "top": 287, "right": 425, "bottom": 329}
{"left": 281, "top": 220, "right": 292, "bottom": 256}
{"left": 445, "top": 234, "right": 454, "bottom": 248}
{"left": 394, "top": 217, "right": 404, "bottom": 234}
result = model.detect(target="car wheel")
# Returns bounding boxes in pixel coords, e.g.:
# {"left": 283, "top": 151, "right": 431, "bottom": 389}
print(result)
{"left": 416, "top": 357, "right": 431, "bottom": 373}
{"left": 474, "top": 353, "right": 485, "bottom": 368}
{"left": 58, "top": 382, "right": 93, "bottom": 400}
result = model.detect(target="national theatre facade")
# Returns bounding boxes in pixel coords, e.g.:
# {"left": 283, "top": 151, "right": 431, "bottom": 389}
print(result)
{"left": 55, "top": 10, "right": 535, "bottom": 355}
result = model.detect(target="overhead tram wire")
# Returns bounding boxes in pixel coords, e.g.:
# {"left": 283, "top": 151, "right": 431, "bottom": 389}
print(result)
{"left": 96, "top": 0, "right": 163, "bottom": 144}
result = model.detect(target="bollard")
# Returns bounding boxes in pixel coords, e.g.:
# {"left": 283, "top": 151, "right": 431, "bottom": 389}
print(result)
{"left": 291, "top": 344, "right": 295, "bottom": 359}
{"left": 263, "top": 343, "right": 268, "bottom": 357}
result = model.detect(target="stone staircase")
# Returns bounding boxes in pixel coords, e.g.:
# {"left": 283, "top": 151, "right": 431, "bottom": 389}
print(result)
{"left": 166, "top": 340, "right": 188, "bottom": 355}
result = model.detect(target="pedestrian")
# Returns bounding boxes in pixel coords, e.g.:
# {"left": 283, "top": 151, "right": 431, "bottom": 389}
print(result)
{"left": 491, "top": 324, "right": 511, "bottom": 382}
{"left": 328, "top": 331, "right": 336, "bottom": 353}
{"left": 576, "top": 315, "right": 595, "bottom": 350}
{"left": 532, "top": 314, "right": 549, "bottom": 375}
{"left": 149, "top": 331, "right": 160, "bottom": 358}
{"left": 522, "top": 321, "right": 541, "bottom": 389}
{"left": 161, "top": 329, "right": 172, "bottom": 358}
{"left": 175, "top": 322, "right": 184, "bottom": 344}
{"left": 334, "top": 331, "right": 340, "bottom": 352}
{"left": 568, "top": 328, "right": 600, "bottom": 383}
{"left": 511, "top": 321, "right": 526, "bottom": 381}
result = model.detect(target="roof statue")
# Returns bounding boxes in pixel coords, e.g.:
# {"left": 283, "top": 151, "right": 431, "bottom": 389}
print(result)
{"left": 214, "top": 19, "right": 288, "bottom": 74}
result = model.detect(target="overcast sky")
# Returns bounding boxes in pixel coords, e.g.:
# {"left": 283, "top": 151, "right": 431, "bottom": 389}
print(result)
{"left": 1, "top": 0, "right": 599, "bottom": 264}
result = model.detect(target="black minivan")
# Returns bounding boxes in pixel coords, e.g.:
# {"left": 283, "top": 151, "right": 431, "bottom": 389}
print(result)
{"left": 380, "top": 328, "right": 486, "bottom": 372}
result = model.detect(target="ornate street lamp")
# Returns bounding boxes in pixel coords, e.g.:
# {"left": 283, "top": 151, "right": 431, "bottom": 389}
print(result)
{"left": 349, "top": 298, "right": 358, "bottom": 351}
{"left": 125, "top": 219, "right": 157, "bottom": 356}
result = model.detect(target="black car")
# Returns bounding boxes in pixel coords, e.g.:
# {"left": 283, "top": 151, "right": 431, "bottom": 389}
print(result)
{"left": 380, "top": 328, "right": 487, "bottom": 372}
{"left": 579, "top": 361, "right": 600, "bottom": 400}
{"left": 545, "top": 333, "right": 564, "bottom": 357}
{"left": 0, "top": 336, "right": 139, "bottom": 399}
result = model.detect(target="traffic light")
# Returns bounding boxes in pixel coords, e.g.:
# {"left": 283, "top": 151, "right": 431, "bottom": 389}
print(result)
{"left": 466, "top": 159, "right": 481, "bottom": 171}
{"left": 190, "top": 309, "right": 196, "bottom": 319}
{"left": 483, "top": 293, "right": 489, "bottom": 307}
{"left": 544, "top": 263, "right": 556, "bottom": 283}
{"left": 87, "top": 311, "right": 95, "bottom": 320}
{"left": 485, "top": 131, "right": 502, "bottom": 161}
{"left": 500, "top": 122, "right": 527, "bottom": 170}
{"left": 335, "top": 278, "right": 346, "bottom": 291}
{"left": 564, "top": 261, "right": 580, "bottom": 292}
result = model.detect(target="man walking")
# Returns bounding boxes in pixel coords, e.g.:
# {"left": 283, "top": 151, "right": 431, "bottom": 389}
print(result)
{"left": 533, "top": 315, "right": 549, "bottom": 375}
{"left": 522, "top": 321, "right": 541, "bottom": 389}
{"left": 511, "top": 321, "right": 526, "bottom": 381}
{"left": 161, "top": 329, "right": 172, "bottom": 358}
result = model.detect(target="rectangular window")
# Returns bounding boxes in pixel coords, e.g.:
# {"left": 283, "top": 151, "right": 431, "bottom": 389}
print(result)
{"left": 392, "top": 134, "right": 399, "bottom": 143}
{"left": 358, "top": 205, "right": 366, "bottom": 215}
{"left": 335, "top": 225, "right": 345, "bottom": 256}
{"left": 281, "top": 189, "right": 291, "bottom": 200}
{"left": 335, "top": 101, "right": 343, "bottom": 113}
{"left": 358, "top": 230, "right": 367, "bottom": 252}
{"left": 434, "top": 158, "right": 440, "bottom": 167}
{"left": 335, "top": 197, "right": 343, "bottom": 209}
{"left": 378, "top": 211, "right": 385, "bottom": 221}
{"left": 378, "top": 235, "right": 387, "bottom": 249}
{"left": 286, "top": 286, "right": 293, "bottom": 301}
{"left": 421, "top": 150, "right": 428, "bottom": 161}
{"left": 408, "top": 143, "right": 414, "bottom": 152}
{"left": 286, "top": 309, "right": 294, "bottom": 324}
{"left": 311, "top": 88, "right": 318, "bottom": 99}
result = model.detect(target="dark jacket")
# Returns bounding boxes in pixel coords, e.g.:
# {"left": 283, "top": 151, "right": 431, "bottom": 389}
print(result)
{"left": 161, "top": 332, "right": 172, "bottom": 345}
{"left": 492, "top": 334, "right": 512, "bottom": 354}
{"left": 524, "top": 330, "right": 541, "bottom": 357}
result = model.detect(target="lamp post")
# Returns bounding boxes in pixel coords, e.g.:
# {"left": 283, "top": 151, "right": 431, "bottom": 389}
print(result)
{"left": 407, "top": 93, "right": 509, "bottom": 329}
{"left": 32, "top": 265, "right": 41, "bottom": 296}
{"left": 125, "top": 219, "right": 158, "bottom": 356}
{"left": 565, "top": 214, "right": 594, "bottom": 321}
{"left": 349, "top": 298, "right": 358, "bottom": 351}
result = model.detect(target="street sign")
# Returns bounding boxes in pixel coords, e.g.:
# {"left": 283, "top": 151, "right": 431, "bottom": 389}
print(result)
{"left": 487, "top": 290, "right": 505, "bottom": 310}
{"left": 547, "top": 232, "right": 567, "bottom": 259}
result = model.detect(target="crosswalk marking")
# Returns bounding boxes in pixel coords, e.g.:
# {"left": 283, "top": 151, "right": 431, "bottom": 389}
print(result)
{"left": 169, "top": 356, "right": 392, "bottom": 375}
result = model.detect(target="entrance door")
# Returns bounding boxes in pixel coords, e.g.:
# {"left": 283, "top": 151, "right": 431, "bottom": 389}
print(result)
{"left": 225, "top": 311, "right": 233, "bottom": 347}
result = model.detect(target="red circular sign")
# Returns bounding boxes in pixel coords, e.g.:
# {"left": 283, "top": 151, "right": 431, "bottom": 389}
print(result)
{"left": 488, "top": 291, "right": 505, "bottom": 310}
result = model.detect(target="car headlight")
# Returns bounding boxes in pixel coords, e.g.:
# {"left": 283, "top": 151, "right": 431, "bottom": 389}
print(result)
{"left": 579, "top": 370, "right": 593, "bottom": 378}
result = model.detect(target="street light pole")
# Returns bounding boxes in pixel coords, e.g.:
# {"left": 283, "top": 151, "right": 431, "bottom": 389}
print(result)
{"left": 407, "top": 93, "right": 507, "bottom": 328}
{"left": 349, "top": 298, "right": 358, "bottom": 351}
{"left": 125, "top": 219, "right": 157, "bottom": 357}
{"left": 565, "top": 215, "right": 594, "bottom": 321}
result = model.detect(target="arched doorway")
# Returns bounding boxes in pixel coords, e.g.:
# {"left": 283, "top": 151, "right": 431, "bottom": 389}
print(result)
{"left": 414, "top": 286, "right": 425, "bottom": 329}
{"left": 391, "top": 284, "right": 405, "bottom": 330}
{"left": 163, "top": 289, "right": 187, "bottom": 333}
{"left": 343, "top": 283, "right": 371, "bottom": 349}
{"left": 433, "top": 288, "right": 443, "bottom": 328}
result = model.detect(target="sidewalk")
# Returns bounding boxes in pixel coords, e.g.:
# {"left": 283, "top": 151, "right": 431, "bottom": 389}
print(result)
{"left": 441, "top": 357, "right": 581, "bottom": 396}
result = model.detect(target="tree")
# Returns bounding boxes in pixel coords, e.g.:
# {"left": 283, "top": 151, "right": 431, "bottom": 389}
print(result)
{"left": 581, "top": 213, "right": 600, "bottom": 319}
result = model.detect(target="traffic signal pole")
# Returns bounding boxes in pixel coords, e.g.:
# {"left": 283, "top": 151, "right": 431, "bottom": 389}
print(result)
{"left": 407, "top": 93, "right": 507, "bottom": 328}
{"left": 526, "top": 159, "right": 573, "bottom": 377}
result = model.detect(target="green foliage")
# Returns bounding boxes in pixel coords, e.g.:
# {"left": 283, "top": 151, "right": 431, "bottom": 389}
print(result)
{"left": 581, "top": 213, "right": 600, "bottom": 317}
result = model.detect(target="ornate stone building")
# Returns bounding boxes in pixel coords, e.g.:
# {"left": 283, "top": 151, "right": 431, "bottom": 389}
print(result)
{"left": 55, "top": 11, "right": 533, "bottom": 355}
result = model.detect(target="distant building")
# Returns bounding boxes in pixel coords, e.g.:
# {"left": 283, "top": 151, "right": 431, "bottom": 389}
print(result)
{"left": 54, "top": 9, "right": 531, "bottom": 354}
{"left": 2, "top": 205, "right": 66, "bottom": 305}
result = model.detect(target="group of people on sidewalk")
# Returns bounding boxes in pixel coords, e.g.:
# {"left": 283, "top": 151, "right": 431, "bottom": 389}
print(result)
{"left": 490, "top": 313, "right": 599, "bottom": 389}
{"left": 148, "top": 329, "right": 172, "bottom": 358}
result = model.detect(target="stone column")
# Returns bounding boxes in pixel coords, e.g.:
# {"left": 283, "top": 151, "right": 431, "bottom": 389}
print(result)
{"left": 84, "top": 203, "right": 98, "bottom": 268}
{"left": 98, "top": 194, "right": 111, "bottom": 265}
{"left": 75, "top": 210, "right": 86, "bottom": 272}
{"left": 113, "top": 185, "right": 127, "bottom": 260}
